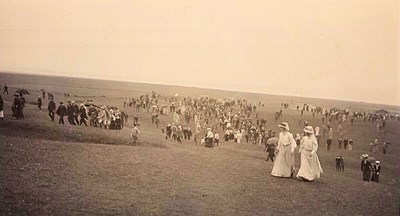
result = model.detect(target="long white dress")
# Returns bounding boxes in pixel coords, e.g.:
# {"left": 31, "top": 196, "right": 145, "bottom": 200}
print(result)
{"left": 296, "top": 135, "right": 323, "bottom": 181}
{"left": 271, "top": 131, "right": 297, "bottom": 177}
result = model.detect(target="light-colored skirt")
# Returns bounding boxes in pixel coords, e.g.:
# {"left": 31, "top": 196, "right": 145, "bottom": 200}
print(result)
{"left": 0, "top": 110, "right": 3, "bottom": 118}
{"left": 296, "top": 150, "right": 323, "bottom": 181}
{"left": 271, "top": 145, "right": 294, "bottom": 177}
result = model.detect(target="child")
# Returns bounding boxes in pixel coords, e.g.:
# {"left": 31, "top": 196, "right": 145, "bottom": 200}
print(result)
{"left": 335, "top": 155, "right": 344, "bottom": 171}
{"left": 214, "top": 132, "right": 220, "bottom": 146}
{"left": 265, "top": 143, "right": 276, "bottom": 162}
{"left": 348, "top": 139, "right": 353, "bottom": 150}
{"left": 131, "top": 124, "right": 140, "bottom": 145}
{"left": 338, "top": 138, "right": 343, "bottom": 149}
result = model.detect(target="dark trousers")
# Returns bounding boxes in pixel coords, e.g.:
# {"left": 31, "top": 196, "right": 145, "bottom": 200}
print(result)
{"left": 266, "top": 153, "right": 275, "bottom": 162}
{"left": 49, "top": 111, "right": 55, "bottom": 121}
{"left": 59, "top": 116, "right": 65, "bottom": 125}
{"left": 327, "top": 139, "right": 332, "bottom": 151}
{"left": 68, "top": 115, "right": 76, "bottom": 125}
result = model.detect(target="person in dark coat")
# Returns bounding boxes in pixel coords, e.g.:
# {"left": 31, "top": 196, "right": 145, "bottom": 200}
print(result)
{"left": 335, "top": 155, "right": 344, "bottom": 171}
{"left": 19, "top": 94, "right": 26, "bottom": 108}
{"left": 48, "top": 97, "right": 56, "bottom": 121}
{"left": 0, "top": 94, "right": 4, "bottom": 120}
{"left": 37, "top": 97, "right": 43, "bottom": 110}
{"left": 265, "top": 143, "right": 276, "bottom": 162}
{"left": 361, "top": 154, "right": 372, "bottom": 181}
{"left": 56, "top": 102, "right": 67, "bottom": 125}
{"left": 72, "top": 101, "right": 79, "bottom": 125}
{"left": 3, "top": 84, "right": 8, "bottom": 94}
{"left": 67, "top": 101, "right": 76, "bottom": 125}
{"left": 12, "top": 93, "right": 23, "bottom": 119}
{"left": 42, "top": 91, "right": 45, "bottom": 99}
{"left": 371, "top": 161, "right": 381, "bottom": 183}
{"left": 78, "top": 103, "right": 88, "bottom": 126}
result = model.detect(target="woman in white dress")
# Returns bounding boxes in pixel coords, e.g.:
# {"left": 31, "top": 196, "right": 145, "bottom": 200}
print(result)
{"left": 271, "top": 122, "right": 297, "bottom": 178}
{"left": 297, "top": 126, "right": 323, "bottom": 181}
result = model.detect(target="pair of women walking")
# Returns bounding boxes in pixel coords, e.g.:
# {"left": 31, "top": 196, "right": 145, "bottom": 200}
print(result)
{"left": 271, "top": 122, "right": 323, "bottom": 181}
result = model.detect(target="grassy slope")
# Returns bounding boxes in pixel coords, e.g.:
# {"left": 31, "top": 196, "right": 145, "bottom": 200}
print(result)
{"left": 0, "top": 73, "right": 399, "bottom": 215}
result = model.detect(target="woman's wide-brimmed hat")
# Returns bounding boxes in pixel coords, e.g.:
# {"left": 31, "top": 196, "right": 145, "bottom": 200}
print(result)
{"left": 303, "top": 126, "right": 314, "bottom": 134}
{"left": 278, "top": 122, "right": 290, "bottom": 131}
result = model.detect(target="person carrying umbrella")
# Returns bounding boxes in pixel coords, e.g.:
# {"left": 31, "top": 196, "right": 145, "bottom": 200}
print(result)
{"left": 12, "top": 93, "right": 23, "bottom": 119}
{"left": 360, "top": 154, "right": 373, "bottom": 181}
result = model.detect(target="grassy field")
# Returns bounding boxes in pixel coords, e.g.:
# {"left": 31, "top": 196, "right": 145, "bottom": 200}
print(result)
{"left": 0, "top": 72, "right": 399, "bottom": 215}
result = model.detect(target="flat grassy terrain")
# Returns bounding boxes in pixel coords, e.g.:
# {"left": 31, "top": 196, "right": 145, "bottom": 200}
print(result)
{"left": 0, "top": 72, "right": 399, "bottom": 215}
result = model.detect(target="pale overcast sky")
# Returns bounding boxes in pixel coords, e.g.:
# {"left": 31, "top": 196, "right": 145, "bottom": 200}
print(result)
{"left": 0, "top": 0, "right": 399, "bottom": 105}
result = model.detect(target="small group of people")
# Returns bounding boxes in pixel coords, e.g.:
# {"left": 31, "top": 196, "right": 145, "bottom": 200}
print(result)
{"left": 360, "top": 154, "right": 381, "bottom": 183}
{"left": 11, "top": 93, "right": 26, "bottom": 119}
{"left": 369, "top": 139, "right": 390, "bottom": 155}
{"left": 271, "top": 122, "right": 323, "bottom": 182}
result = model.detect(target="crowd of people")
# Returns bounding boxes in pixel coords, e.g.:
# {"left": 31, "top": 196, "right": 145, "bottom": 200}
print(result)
{"left": 1, "top": 84, "right": 396, "bottom": 184}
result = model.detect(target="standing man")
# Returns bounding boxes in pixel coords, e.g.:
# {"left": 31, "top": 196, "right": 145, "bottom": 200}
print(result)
{"left": 67, "top": 101, "right": 76, "bottom": 125}
{"left": 56, "top": 102, "right": 67, "bottom": 125}
{"left": 327, "top": 126, "right": 333, "bottom": 151}
{"left": 48, "top": 97, "right": 56, "bottom": 121}
{"left": 37, "top": 96, "right": 43, "bottom": 110}
{"left": 72, "top": 101, "right": 79, "bottom": 125}
{"left": 3, "top": 84, "right": 8, "bottom": 95}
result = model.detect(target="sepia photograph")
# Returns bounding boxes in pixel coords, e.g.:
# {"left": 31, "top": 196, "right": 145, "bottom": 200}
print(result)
{"left": 0, "top": 1, "right": 399, "bottom": 215}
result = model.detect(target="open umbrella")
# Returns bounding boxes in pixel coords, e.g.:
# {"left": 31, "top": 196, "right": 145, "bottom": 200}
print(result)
{"left": 266, "top": 137, "right": 279, "bottom": 145}
{"left": 15, "top": 88, "right": 30, "bottom": 95}
{"left": 366, "top": 156, "right": 376, "bottom": 163}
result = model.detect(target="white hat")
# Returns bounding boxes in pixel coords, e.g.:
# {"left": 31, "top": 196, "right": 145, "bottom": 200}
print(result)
{"left": 376, "top": 161, "right": 380, "bottom": 164}
{"left": 303, "top": 126, "right": 314, "bottom": 134}
{"left": 278, "top": 122, "right": 290, "bottom": 131}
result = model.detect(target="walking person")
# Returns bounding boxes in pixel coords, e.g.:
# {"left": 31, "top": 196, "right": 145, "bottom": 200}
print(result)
{"left": 12, "top": 93, "right": 23, "bottom": 119}
{"left": 360, "top": 154, "right": 372, "bottom": 182}
{"left": 371, "top": 161, "right": 381, "bottom": 183}
{"left": 327, "top": 126, "right": 333, "bottom": 151}
{"left": 271, "top": 122, "right": 297, "bottom": 178}
{"left": 131, "top": 124, "right": 140, "bottom": 145}
{"left": 56, "top": 102, "right": 67, "bottom": 125}
{"left": 3, "top": 84, "right": 8, "bottom": 94}
{"left": 48, "top": 97, "right": 56, "bottom": 121}
{"left": 296, "top": 126, "right": 323, "bottom": 181}
{"left": 79, "top": 103, "right": 88, "bottom": 126}
{"left": 37, "top": 96, "right": 43, "bottom": 110}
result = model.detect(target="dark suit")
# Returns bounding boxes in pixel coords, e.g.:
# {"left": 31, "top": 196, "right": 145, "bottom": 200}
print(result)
{"left": 48, "top": 101, "right": 56, "bottom": 121}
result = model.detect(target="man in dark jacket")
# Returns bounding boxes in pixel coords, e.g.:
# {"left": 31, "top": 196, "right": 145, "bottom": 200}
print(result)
{"left": 67, "top": 101, "right": 76, "bottom": 125}
{"left": 72, "top": 101, "right": 79, "bottom": 125}
{"left": 37, "top": 97, "right": 43, "bottom": 110}
{"left": 12, "top": 93, "right": 23, "bottom": 119}
{"left": 3, "top": 84, "right": 8, "bottom": 94}
{"left": 19, "top": 94, "right": 26, "bottom": 108}
{"left": 48, "top": 98, "right": 56, "bottom": 121}
{"left": 56, "top": 102, "right": 67, "bottom": 125}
